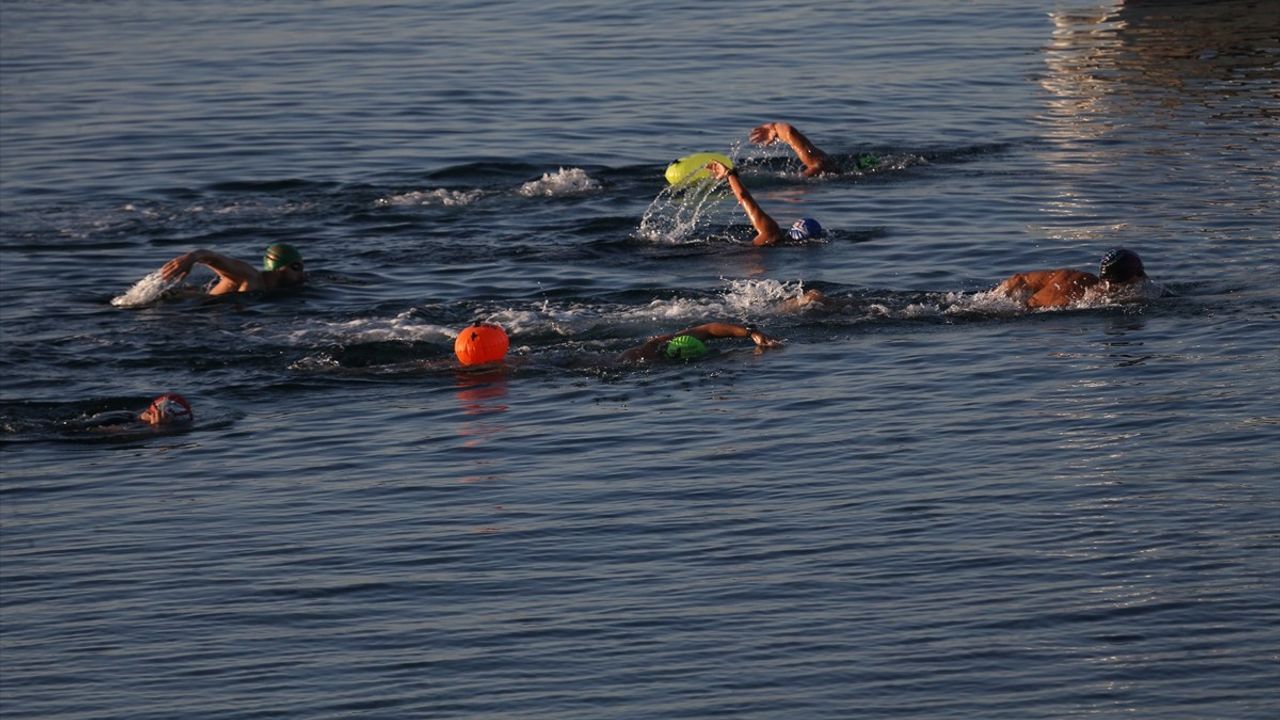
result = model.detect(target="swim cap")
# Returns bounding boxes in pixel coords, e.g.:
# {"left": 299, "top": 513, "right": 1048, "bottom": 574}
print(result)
{"left": 788, "top": 217, "right": 823, "bottom": 241}
{"left": 1099, "top": 248, "right": 1145, "bottom": 282}
{"left": 263, "top": 243, "right": 303, "bottom": 271}
{"left": 664, "top": 335, "right": 708, "bottom": 361}
{"left": 144, "top": 393, "right": 193, "bottom": 424}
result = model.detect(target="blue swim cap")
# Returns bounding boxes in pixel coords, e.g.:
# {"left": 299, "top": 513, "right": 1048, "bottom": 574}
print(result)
{"left": 664, "top": 335, "right": 708, "bottom": 361}
{"left": 143, "top": 392, "right": 193, "bottom": 425}
{"left": 788, "top": 217, "right": 823, "bottom": 241}
{"left": 1099, "top": 248, "right": 1145, "bottom": 282}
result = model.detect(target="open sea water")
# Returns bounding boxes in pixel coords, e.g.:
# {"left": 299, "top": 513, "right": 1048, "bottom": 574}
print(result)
{"left": 2, "top": 1, "right": 1278, "bottom": 718}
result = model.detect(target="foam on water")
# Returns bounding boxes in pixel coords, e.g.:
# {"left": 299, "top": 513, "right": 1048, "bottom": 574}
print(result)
{"left": 719, "top": 278, "right": 811, "bottom": 315}
{"left": 109, "top": 269, "right": 181, "bottom": 308}
{"left": 373, "top": 168, "right": 603, "bottom": 209}
{"left": 516, "top": 167, "right": 602, "bottom": 197}
{"left": 281, "top": 310, "right": 455, "bottom": 346}
{"left": 278, "top": 280, "right": 1083, "bottom": 355}
{"left": 374, "top": 188, "right": 486, "bottom": 208}
{"left": 449, "top": 281, "right": 811, "bottom": 342}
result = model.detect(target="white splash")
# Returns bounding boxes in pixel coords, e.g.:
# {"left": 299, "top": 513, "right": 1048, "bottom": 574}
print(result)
{"left": 1079, "top": 279, "right": 1161, "bottom": 308}
{"left": 637, "top": 181, "right": 733, "bottom": 244}
{"left": 375, "top": 188, "right": 484, "bottom": 208}
{"left": 517, "top": 167, "right": 601, "bottom": 197}
{"left": 944, "top": 289, "right": 1028, "bottom": 316}
{"left": 484, "top": 306, "right": 569, "bottom": 335}
{"left": 281, "top": 310, "right": 454, "bottom": 345}
{"left": 637, "top": 146, "right": 742, "bottom": 244}
{"left": 719, "top": 278, "right": 811, "bottom": 314}
{"left": 110, "top": 269, "right": 180, "bottom": 308}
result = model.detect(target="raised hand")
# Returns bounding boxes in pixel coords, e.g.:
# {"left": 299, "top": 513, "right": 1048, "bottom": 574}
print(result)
{"left": 160, "top": 251, "right": 197, "bottom": 282}
{"left": 704, "top": 160, "right": 734, "bottom": 180}
{"left": 749, "top": 122, "right": 781, "bottom": 145}
{"left": 749, "top": 330, "right": 783, "bottom": 349}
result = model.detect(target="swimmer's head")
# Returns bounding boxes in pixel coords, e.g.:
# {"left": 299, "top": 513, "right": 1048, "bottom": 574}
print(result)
{"left": 263, "top": 243, "right": 304, "bottom": 272}
{"left": 1099, "top": 248, "right": 1145, "bottom": 283}
{"left": 663, "top": 335, "right": 708, "bottom": 361}
{"left": 140, "top": 393, "right": 193, "bottom": 426}
{"left": 788, "top": 217, "right": 823, "bottom": 241}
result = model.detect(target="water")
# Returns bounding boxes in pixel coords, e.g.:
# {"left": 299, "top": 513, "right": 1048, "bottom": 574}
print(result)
{"left": 2, "top": 1, "right": 1278, "bottom": 717}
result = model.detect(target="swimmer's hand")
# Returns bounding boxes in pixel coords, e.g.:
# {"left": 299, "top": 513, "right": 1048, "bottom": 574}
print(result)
{"left": 750, "top": 122, "right": 783, "bottom": 145}
{"left": 705, "top": 160, "right": 735, "bottom": 181}
{"left": 749, "top": 330, "right": 783, "bottom": 351}
{"left": 160, "top": 251, "right": 200, "bottom": 282}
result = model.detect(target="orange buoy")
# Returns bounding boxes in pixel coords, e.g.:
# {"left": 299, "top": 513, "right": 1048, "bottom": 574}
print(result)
{"left": 454, "top": 323, "right": 509, "bottom": 366}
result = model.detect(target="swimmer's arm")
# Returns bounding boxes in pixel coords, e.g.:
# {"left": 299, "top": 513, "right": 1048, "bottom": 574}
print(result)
{"left": 677, "top": 323, "right": 783, "bottom": 349}
{"left": 705, "top": 162, "right": 784, "bottom": 246}
{"left": 778, "top": 289, "right": 829, "bottom": 313}
{"left": 618, "top": 334, "right": 674, "bottom": 362}
{"left": 161, "top": 249, "right": 259, "bottom": 285}
{"left": 1026, "top": 271, "right": 1098, "bottom": 309}
{"left": 749, "top": 122, "right": 834, "bottom": 176}
{"left": 996, "top": 271, "right": 1042, "bottom": 296}
{"left": 996, "top": 270, "right": 1065, "bottom": 305}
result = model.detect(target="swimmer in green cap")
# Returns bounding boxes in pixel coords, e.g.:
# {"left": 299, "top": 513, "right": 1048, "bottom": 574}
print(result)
{"left": 750, "top": 121, "right": 840, "bottom": 177}
{"left": 749, "top": 121, "right": 876, "bottom": 176}
{"left": 619, "top": 322, "right": 783, "bottom": 363}
{"left": 160, "top": 242, "right": 306, "bottom": 295}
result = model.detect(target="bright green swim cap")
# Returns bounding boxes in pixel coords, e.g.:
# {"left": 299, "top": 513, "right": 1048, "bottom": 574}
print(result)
{"left": 664, "top": 335, "right": 708, "bottom": 361}
{"left": 263, "top": 243, "right": 303, "bottom": 271}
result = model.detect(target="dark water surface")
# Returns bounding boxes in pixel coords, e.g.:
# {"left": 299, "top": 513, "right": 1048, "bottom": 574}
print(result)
{"left": 2, "top": 1, "right": 1278, "bottom": 718}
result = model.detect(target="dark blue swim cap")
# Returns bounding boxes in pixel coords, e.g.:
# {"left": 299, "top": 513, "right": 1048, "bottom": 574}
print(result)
{"left": 788, "top": 217, "right": 823, "bottom": 241}
{"left": 1099, "top": 248, "right": 1145, "bottom": 282}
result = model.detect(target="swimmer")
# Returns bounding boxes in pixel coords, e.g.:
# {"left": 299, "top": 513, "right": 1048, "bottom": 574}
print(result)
{"left": 704, "top": 160, "right": 824, "bottom": 247}
{"left": 749, "top": 121, "right": 840, "bottom": 177}
{"left": 160, "top": 243, "right": 306, "bottom": 295}
{"left": 619, "top": 322, "right": 783, "bottom": 363}
{"left": 995, "top": 248, "right": 1148, "bottom": 309}
{"left": 76, "top": 393, "right": 194, "bottom": 431}
{"left": 775, "top": 288, "right": 850, "bottom": 313}
{"left": 749, "top": 121, "right": 878, "bottom": 176}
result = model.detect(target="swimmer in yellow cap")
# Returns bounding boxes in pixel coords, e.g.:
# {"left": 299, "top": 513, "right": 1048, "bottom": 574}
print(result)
{"left": 160, "top": 243, "right": 306, "bottom": 295}
{"left": 619, "top": 322, "right": 783, "bottom": 363}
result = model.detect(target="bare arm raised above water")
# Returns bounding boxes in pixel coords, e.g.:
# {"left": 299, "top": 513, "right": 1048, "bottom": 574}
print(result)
{"left": 749, "top": 121, "right": 838, "bottom": 177}
{"left": 705, "top": 161, "right": 785, "bottom": 246}
{"left": 161, "top": 249, "right": 265, "bottom": 295}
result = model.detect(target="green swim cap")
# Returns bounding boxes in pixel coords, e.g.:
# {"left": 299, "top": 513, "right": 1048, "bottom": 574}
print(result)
{"left": 263, "top": 243, "right": 303, "bottom": 271}
{"left": 664, "top": 335, "right": 708, "bottom": 361}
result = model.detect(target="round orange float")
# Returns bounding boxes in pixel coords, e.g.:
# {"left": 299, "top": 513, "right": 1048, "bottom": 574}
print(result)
{"left": 454, "top": 323, "right": 509, "bottom": 366}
